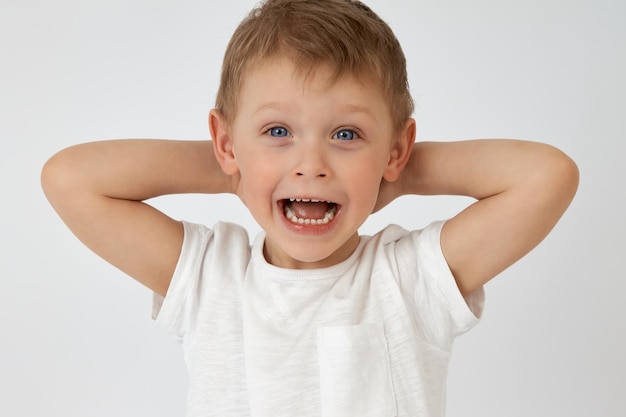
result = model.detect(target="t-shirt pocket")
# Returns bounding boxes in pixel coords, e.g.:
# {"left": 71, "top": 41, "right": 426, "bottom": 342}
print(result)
{"left": 317, "top": 322, "right": 397, "bottom": 417}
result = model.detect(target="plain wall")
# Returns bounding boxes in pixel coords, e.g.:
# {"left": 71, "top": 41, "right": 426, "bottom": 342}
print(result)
{"left": 1, "top": 0, "right": 624, "bottom": 415}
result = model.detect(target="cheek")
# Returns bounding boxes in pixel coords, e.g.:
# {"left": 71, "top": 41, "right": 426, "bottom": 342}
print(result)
{"left": 353, "top": 157, "right": 388, "bottom": 199}
{"left": 237, "top": 158, "right": 279, "bottom": 203}
{"left": 240, "top": 160, "right": 274, "bottom": 185}
{"left": 345, "top": 166, "right": 383, "bottom": 200}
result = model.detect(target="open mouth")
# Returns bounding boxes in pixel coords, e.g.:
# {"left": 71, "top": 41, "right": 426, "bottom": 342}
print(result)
{"left": 282, "top": 198, "right": 339, "bottom": 225}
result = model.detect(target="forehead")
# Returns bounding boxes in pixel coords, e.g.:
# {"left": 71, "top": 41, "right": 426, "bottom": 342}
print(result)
{"left": 236, "top": 56, "right": 391, "bottom": 118}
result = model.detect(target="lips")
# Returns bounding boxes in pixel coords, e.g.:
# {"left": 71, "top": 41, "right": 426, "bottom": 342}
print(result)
{"left": 282, "top": 198, "right": 338, "bottom": 225}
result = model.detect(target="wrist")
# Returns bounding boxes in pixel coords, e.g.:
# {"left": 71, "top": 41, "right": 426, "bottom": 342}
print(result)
{"left": 399, "top": 142, "right": 424, "bottom": 196}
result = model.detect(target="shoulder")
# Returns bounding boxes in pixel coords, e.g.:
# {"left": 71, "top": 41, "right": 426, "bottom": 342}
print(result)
{"left": 154, "top": 221, "right": 251, "bottom": 334}
{"left": 358, "top": 221, "right": 450, "bottom": 282}
{"left": 181, "top": 220, "right": 250, "bottom": 249}
{"left": 175, "top": 220, "right": 252, "bottom": 278}
{"left": 363, "top": 221, "right": 484, "bottom": 340}
{"left": 364, "top": 221, "right": 446, "bottom": 256}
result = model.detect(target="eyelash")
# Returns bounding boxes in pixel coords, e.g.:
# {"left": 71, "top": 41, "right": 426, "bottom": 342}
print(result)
{"left": 264, "top": 126, "right": 361, "bottom": 141}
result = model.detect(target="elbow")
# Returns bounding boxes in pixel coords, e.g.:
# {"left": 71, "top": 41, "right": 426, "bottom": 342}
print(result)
{"left": 41, "top": 152, "right": 61, "bottom": 199}
{"left": 41, "top": 148, "right": 78, "bottom": 206}
{"left": 536, "top": 145, "right": 579, "bottom": 210}
{"left": 551, "top": 147, "right": 579, "bottom": 201}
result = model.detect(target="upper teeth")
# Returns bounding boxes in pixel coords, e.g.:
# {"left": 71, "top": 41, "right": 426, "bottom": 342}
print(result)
{"left": 289, "top": 198, "right": 332, "bottom": 203}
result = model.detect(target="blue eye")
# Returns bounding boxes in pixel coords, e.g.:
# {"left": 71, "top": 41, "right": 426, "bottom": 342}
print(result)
{"left": 267, "top": 126, "right": 291, "bottom": 137}
{"left": 333, "top": 129, "right": 357, "bottom": 141}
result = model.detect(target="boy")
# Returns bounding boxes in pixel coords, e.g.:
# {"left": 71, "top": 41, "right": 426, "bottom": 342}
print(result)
{"left": 41, "top": 0, "right": 578, "bottom": 416}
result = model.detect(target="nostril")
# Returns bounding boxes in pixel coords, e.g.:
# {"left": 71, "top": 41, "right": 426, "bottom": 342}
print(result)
{"left": 295, "top": 171, "right": 327, "bottom": 178}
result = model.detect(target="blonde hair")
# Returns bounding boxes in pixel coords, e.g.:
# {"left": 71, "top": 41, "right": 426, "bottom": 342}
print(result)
{"left": 215, "top": 0, "right": 414, "bottom": 129}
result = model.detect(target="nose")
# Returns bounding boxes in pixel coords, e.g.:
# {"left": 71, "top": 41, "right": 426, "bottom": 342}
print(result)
{"left": 293, "top": 139, "right": 330, "bottom": 179}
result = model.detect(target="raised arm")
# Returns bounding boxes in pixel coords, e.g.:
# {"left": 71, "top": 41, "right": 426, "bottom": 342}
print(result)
{"left": 401, "top": 139, "right": 579, "bottom": 296}
{"left": 41, "top": 139, "right": 233, "bottom": 296}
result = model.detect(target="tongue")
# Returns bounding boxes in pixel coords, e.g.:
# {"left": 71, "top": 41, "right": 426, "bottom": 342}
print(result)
{"left": 290, "top": 201, "right": 332, "bottom": 219}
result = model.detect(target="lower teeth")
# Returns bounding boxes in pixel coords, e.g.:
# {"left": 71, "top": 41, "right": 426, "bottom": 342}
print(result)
{"left": 285, "top": 205, "right": 337, "bottom": 225}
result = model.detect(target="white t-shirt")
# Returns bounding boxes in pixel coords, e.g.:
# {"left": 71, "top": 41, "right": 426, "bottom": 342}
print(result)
{"left": 153, "top": 221, "right": 484, "bottom": 417}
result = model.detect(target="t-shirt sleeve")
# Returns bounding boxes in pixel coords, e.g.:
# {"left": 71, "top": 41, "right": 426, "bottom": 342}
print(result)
{"left": 151, "top": 221, "right": 214, "bottom": 340}
{"left": 419, "top": 220, "right": 484, "bottom": 328}
{"left": 399, "top": 221, "right": 485, "bottom": 349}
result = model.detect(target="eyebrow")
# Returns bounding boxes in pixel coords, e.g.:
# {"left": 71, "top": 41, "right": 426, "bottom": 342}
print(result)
{"left": 253, "top": 102, "right": 377, "bottom": 118}
{"left": 253, "top": 102, "right": 290, "bottom": 114}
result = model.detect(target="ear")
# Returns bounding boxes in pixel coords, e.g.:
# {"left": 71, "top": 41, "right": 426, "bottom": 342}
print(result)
{"left": 383, "top": 118, "right": 416, "bottom": 182}
{"left": 209, "top": 109, "right": 239, "bottom": 175}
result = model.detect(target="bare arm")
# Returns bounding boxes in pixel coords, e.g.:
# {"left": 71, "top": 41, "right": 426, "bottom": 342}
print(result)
{"left": 394, "top": 139, "right": 579, "bottom": 295}
{"left": 41, "top": 139, "right": 233, "bottom": 296}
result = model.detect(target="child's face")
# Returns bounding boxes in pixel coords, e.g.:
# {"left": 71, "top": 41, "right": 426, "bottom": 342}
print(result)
{"left": 219, "top": 57, "right": 406, "bottom": 269}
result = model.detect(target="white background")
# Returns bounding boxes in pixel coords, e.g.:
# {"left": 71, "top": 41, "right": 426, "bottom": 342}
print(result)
{"left": 1, "top": 0, "right": 624, "bottom": 415}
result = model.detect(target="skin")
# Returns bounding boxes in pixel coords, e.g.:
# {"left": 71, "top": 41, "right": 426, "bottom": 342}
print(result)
{"left": 41, "top": 56, "right": 579, "bottom": 298}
